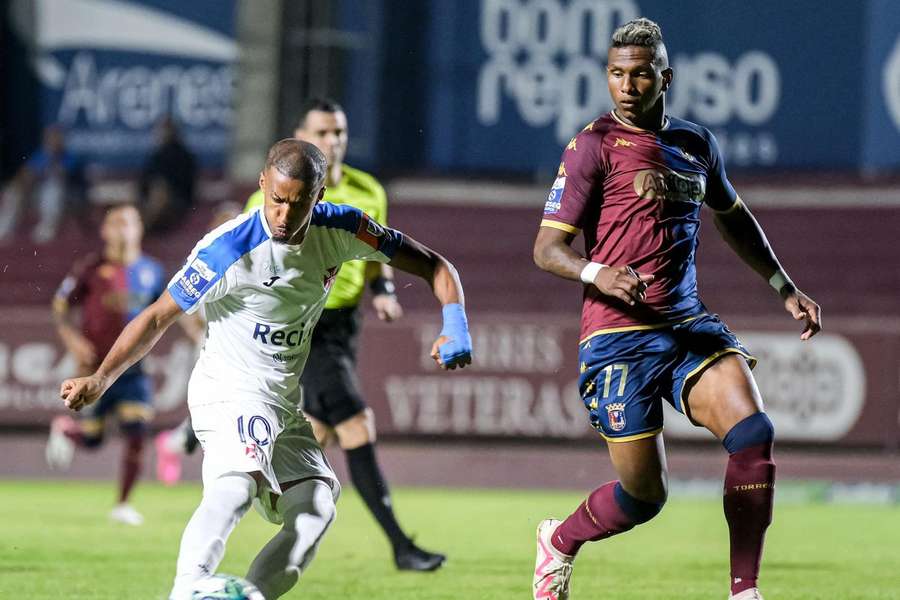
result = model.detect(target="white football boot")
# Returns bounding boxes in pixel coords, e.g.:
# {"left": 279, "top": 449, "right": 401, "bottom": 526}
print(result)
{"left": 533, "top": 519, "right": 574, "bottom": 600}
{"left": 730, "top": 587, "right": 764, "bottom": 600}
{"left": 45, "top": 415, "right": 76, "bottom": 470}
{"left": 110, "top": 503, "right": 144, "bottom": 526}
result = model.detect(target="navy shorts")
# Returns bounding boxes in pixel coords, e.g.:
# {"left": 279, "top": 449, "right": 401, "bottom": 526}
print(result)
{"left": 578, "top": 313, "right": 755, "bottom": 442}
{"left": 81, "top": 370, "right": 153, "bottom": 439}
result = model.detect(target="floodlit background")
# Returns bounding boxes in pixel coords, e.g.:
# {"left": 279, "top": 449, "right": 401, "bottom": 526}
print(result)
{"left": 1, "top": 1, "right": 898, "bottom": 599}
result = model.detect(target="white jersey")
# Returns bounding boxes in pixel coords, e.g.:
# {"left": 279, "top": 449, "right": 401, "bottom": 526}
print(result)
{"left": 167, "top": 203, "right": 402, "bottom": 408}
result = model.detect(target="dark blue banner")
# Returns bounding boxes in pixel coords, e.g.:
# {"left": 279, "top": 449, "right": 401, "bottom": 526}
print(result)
{"left": 33, "top": 0, "right": 236, "bottom": 169}
{"left": 344, "top": 0, "right": 900, "bottom": 176}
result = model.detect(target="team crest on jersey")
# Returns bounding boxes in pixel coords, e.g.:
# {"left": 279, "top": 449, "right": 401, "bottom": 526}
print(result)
{"left": 544, "top": 176, "right": 566, "bottom": 214}
{"left": 606, "top": 403, "right": 627, "bottom": 432}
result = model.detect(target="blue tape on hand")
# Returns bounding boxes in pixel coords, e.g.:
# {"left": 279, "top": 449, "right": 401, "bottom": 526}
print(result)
{"left": 438, "top": 303, "right": 472, "bottom": 367}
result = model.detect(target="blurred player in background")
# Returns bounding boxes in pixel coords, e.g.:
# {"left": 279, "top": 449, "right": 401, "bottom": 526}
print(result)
{"left": 46, "top": 203, "right": 165, "bottom": 525}
{"left": 531, "top": 18, "right": 821, "bottom": 600}
{"left": 245, "top": 98, "right": 445, "bottom": 571}
{"left": 59, "top": 139, "right": 472, "bottom": 600}
{"left": 0, "top": 124, "right": 85, "bottom": 243}
{"left": 154, "top": 201, "right": 242, "bottom": 484}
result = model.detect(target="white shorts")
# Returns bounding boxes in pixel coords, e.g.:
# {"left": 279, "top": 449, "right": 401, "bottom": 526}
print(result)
{"left": 188, "top": 372, "right": 339, "bottom": 522}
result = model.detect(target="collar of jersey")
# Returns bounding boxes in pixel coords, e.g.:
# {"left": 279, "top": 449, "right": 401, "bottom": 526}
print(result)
{"left": 610, "top": 110, "right": 670, "bottom": 133}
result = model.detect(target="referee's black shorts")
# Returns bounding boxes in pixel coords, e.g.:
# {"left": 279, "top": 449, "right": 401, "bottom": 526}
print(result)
{"left": 301, "top": 307, "right": 367, "bottom": 426}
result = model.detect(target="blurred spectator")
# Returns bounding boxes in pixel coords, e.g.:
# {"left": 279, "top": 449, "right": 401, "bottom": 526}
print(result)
{"left": 138, "top": 116, "right": 196, "bottom": 233}
{"left": 0, "top": 124, "right": 85, "bottom": 243}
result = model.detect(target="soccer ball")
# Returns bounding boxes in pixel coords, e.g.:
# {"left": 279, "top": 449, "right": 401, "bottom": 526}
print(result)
{"left": 191, "top": 574, "right": 265, "bottom": 600}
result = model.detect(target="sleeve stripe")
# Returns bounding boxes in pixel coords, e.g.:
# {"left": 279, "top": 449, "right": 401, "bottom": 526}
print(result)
{"left": 166, "top": 212, "right": 266, "bottom": 311}
{"left": 711, "top": 195, "right": 744, "bottom": 214}
{"left": 540, "top": 219, "right": 581, "bottom": 234}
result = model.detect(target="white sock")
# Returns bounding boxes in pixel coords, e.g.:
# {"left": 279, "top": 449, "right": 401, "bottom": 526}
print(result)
{"left": 169, "top": 473, "right": 257, "bottom": 600}
{"left": 245, "top": 479, "right": 336, "bottom": 599}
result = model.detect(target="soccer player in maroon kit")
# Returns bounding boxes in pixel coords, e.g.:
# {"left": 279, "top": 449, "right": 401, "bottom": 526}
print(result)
{"left": 531, "top": 18, "right": 821, "bottom": 600}
{"left": 46, "top": 203, "right": 166, "bottom": 525}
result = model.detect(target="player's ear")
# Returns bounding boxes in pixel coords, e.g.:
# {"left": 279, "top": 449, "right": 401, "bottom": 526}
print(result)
{"left": 661, "top": 67, "right": 673, "bottom": 92}
{"left": 315, "top": 186, "right": 326, "bottom": 204}
{"left": 258, "top": 171, "right": 266, "bottom": 193}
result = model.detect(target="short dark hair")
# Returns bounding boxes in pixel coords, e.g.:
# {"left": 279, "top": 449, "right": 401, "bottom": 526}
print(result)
{"left": 296, "top": 97, "right": 344, "bottom": 129}
{"left": 264, "top": 138, "right": 327, "bottom": 187}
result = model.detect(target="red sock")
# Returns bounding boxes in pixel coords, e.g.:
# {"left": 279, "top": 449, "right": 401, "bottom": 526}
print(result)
{"left": 119, "top": 435, "right": 144, "bottom": 504}
{"left": 724, "top": 444, "right": 775, "bottom": 595}
{"left": 551, "top": 481, "right": 637, "bottom": 556}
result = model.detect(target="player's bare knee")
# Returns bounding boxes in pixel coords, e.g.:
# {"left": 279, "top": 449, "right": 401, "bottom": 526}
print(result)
{"left": 688, "top": 355, "right": 762, "bottom": 438}
{"left": 308, "top": 415, "right": 335, "bottom": 447}
{"left": 621, "top": 472, "right": 668, "bottom": 506}
{"left": 335, "top": 410, "right": 374, "bottom": 449}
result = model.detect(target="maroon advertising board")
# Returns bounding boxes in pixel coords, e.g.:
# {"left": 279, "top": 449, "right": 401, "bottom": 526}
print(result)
{"left": 2, "top": 308, "right": 897, "bottom": 449}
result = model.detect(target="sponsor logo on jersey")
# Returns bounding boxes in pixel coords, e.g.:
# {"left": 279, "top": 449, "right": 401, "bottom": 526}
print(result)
{"left": 613, "top": 137, "right": 634, "bottom": 148}
{"left": 262, "top": 275, "right": 280, "bottom": 288}
{"left": 190, "top": 258, "right": 217, "bottom": 281}
{"left": 177, "top": 261, "right": 216, "bottom": 300}
{"left": 606, "top": 402, "right": 626, "bottom": 432}
{"left": 544, "top": 176, "right": 566, "bottom": 214}
{"left": 633, "top": 168, "right": 706, "bottom": 206}
{"left": 272, "top": 351, "right": 299, "bottom": 364}
{"left": 252, "top": 322, "right": 308, "bottom": 348}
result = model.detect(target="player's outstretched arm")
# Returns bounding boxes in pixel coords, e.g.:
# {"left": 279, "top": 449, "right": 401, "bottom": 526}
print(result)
{"left": 386, "top": 235, "right": 472, "bottom": 370}
{"left": 533, "top": 226, "right": 654, "bottom": 306}
{"left": 712, "top": 199, "right": 822, "bottom": 340}
{"left": 59, "top": 291, "right": 184, "bottom": 411}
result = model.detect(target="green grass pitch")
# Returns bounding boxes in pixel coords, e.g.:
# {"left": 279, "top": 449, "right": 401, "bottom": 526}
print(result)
{"left": 2, "top": 480, "right": 898, "bottom": 599}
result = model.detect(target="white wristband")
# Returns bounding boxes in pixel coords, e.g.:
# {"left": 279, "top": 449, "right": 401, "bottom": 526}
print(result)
{"left": 580, "top": 261, "right": 607, "bottom": 285}
{"left": 768, "top": 270, "right": 793, "bottom": 293}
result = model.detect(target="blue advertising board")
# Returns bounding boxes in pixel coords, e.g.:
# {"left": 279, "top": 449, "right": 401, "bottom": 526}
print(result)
{"left": 344, "top": 0, "right": 900, "bottom": 176}
{"left": 32, "top": 0, "right": 236, "bottom": 169}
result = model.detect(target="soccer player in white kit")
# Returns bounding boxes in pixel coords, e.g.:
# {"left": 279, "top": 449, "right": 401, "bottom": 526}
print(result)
{"left": 59, "top": 139, "right": 473, "bottom": 600}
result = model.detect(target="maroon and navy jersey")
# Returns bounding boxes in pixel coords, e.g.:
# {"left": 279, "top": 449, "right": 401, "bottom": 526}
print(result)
{"left": 541, "top": 111, "right": 739, "bottom": 341}
{"left": 54, "top": 253, "right": 165, "bottom": 368}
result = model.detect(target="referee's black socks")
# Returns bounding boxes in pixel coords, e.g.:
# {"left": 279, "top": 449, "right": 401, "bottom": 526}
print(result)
{"left": 345, "top": 443, "right": 409, "bottom": 549}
